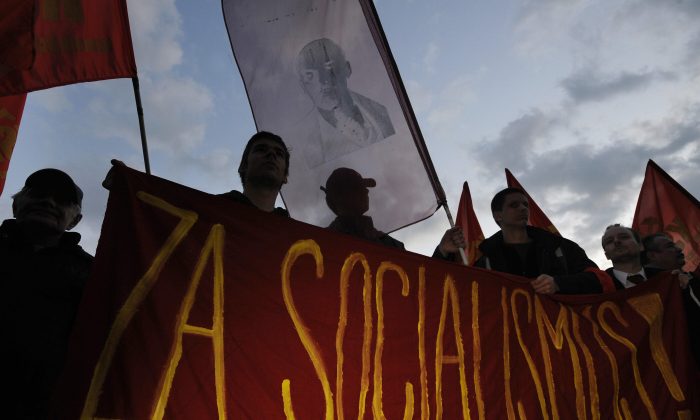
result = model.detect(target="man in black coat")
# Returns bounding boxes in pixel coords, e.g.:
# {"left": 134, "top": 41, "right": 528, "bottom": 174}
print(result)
{"left": 473, "top": 187, "right": 603, "bottom": 294}
{"left": 0, "top": 168, "right": 93, "bottom": 418}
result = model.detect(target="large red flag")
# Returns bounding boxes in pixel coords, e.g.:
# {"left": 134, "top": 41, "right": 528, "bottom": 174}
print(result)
{"left": 455, "top": 181, "right": 484, "bottom": 264}
{"left": 0, "top": 94, "right": 27, "bottom": 195}
{"left": 506, "top": 168, "right": 560, "bottom": 235}
{"left": 632, "top": 160, "right": 700, "bottom": 272}
{"left": 0, "top": 0, "right": 136, "bottom": 95}
{"left": 0, "top": 0, "right": 35, "bottom": 77}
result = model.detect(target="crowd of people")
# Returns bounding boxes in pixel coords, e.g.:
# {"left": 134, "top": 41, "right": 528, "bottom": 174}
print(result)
{"left": 3, "top": 130, "right": 698, "bottom": 417}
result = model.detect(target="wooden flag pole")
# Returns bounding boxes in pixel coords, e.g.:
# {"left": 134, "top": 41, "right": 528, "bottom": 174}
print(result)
{"left": 441, "top": 200, "right": 469, "bottom": 265}
{"left": 131, "top": 77, "right": 151, "bottom": 174}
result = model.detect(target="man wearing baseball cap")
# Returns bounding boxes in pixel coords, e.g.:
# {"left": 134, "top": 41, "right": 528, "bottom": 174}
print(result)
{"left": 1, "top": 168, "right": 93, "bottom": 418}
{"left": 322, "top": 167, "right": 404, "bottom": 249}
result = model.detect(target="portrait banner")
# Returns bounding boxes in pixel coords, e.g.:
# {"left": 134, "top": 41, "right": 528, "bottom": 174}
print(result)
{"left": 0, "top": 0, "right": 137, "bottom": 95}
{"left": 0, "top": 94, "right": 27, "bottom": 195}
{"left": 632, "top": 159, "right": 700, "bottom": 272}
{"left": 506, "top": 168, "right": 560, "bottom": 235}
{"left": 222, "top": 0, "right": 442, "bottom": 233}
{"left": 52, "top": 165, "right": 699, "bottom": 419}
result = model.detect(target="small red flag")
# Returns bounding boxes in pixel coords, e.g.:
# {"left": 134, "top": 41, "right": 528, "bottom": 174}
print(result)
{"left": 0, "top": 0, "right": 136, "bottom": 95}
{"left": 632, "top": 160, "right": 700, "bottom": 272}
{"left": 505, "top": 168, "right": 560, "bottom": 235}
{"left": 456, "top": 181, "right": 484, "bottom": 265}
{"left": 0, "top": 94, "right": 27, "bottom": 195}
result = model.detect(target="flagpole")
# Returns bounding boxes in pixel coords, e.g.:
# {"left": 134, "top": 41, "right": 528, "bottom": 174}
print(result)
{"left": 441, "top": 200, "right": 469, "bottom": 265}
{"left": 131, "top": 77, "right": 151, "bottom": 174}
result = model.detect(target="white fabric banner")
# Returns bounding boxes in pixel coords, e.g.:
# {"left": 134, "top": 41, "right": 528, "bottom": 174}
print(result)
{"left": 223, "top": 0, "right": 441, "bottom": 232}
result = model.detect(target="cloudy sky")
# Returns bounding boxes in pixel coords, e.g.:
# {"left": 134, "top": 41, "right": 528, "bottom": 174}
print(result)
{"left": 1, "top": 0, "right": 698, "bottom": 268}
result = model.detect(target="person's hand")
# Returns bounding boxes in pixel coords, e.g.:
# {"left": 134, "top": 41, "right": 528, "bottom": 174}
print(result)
{"left": 102, "top": 159, "right": 127, "bottom": 190}
{"left": 531, "top": 274, "right": 559, "bottom": 295}
{"left": 672, "top": 269, "right": 691, "bottom": 289}
{"left": 438, "top": 227, "right": 466, "bottom": 256}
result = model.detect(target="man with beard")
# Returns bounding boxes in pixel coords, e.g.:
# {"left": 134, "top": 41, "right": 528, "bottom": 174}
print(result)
{"left": 220, "top": 131, "right": 290, "bottom": 217}
{"left": 1, "top": 168, "right": 93, "bottom": 418}
{"left": 296, "top": 38, "right": 395, "bottom": 168}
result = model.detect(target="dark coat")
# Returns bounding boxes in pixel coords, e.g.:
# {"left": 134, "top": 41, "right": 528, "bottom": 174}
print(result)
{"left": 473, "top": 226, "right": 602, "bottom": 294}
{"left": 0, "top": 219, "right": 93, "bottom": 418}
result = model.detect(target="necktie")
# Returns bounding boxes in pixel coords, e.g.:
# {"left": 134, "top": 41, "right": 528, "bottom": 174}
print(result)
{"left": 627, "top": 274, "right": 645, "bottom": 285}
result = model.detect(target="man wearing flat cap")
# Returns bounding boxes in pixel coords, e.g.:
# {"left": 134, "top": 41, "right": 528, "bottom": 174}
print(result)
{"left": 0, "top": 168, "right": 93, "bottom": 418}
{"left": 322, "top": 167, "right": 404, "bottom": 249}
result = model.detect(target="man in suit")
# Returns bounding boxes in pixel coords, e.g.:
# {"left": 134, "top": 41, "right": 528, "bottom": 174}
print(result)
{"left": 296, "top": 38, "right": 395, "bottom": 168}
{"left": 599, "top": 224, "right": 658, "bottom": 289}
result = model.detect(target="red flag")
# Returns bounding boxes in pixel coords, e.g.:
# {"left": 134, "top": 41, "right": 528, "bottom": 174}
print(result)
{"left": 0, "top": 0, "right": 136, "bottom": 95}
{"left": 505, "top": 168, "right": 560, "bottom": 235}
{"left": 0, "top": 0, "right": 35, "bottom": 76}
{"left": 632, "top": 159, "right": 700, "bottom": 272}
{"left": 0, "top": 94, "right": 27, "bottom": 195}
{"left": 455, "top": 181, "right": 484, "bottom": 264}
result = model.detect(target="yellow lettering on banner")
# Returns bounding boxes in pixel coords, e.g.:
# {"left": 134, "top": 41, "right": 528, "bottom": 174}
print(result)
{"left": 280, "top": 240, "right": 333, "bottom": 420}
{"left": 582, "top": 306, "right": 622, "bottom": 420}
{"left": 628, "top": 294, "right": 685, "bottom": 402}
{"left": 80, "top": 192, "right": 198, "bottom": 420}
{"left": 418, "top": 267, "right": 430, "bottom": 420}
{"left": 434, "top": 276, "right": 470, "bottom": 420}
{"left": 404, "top": 382, "right": 415, "bottom": 420}
{"left": 534, "top": 297, "right": 585, "bottom": 420}
{"left": 677, "top": 410, "right": 692, "bottom": 419}
{"left": 282, "top": 379, "right": 296, "bottom": 420}
{"left": 336, "top": 253, "right": 373, "bottom": 420}
{"left": 471, "top": 282, "right": 485, "bottom": 420}
{"left": 570, "top": 309, "right": 599, "bottom": 420}
{"left": 151, "top": 224, "right": 227, "bottom": 419}
{"left": 512, "top": 290, "right": 549, "bottom": 420}
{"left": 598, "top": 302, "right": 657, "bottom": 420}
{"left": 501, "top": 288, "right": 516, "bottom": 420}
{"left": 373, "top": 262, "right": 412, "bottom": 420}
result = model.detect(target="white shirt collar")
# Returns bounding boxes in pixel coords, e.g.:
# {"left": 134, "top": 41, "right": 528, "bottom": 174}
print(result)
{"left": 612, "top": 268, "right": 646, "bottom": 288}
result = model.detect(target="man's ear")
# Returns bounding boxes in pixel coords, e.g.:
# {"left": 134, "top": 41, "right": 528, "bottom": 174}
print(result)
{"left": 67, "top": 213, "right": 82, "bottom": 231}
{"left": 492, "top": 210, "right": 502, "bottom": 225}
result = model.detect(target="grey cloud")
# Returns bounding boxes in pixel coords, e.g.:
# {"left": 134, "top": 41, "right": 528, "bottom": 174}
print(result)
{"left": 561, "top": 69, "right": 676, "bottom": 104}
{"left": 472, "top": 109, "right": 561, "bottom": 170}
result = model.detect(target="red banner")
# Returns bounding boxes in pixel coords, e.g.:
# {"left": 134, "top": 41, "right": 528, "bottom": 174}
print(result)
{"left": 0, "top": 0, "right": 136, "bottom": 95}
{"left": 53, "top": 166, "right": 699, "bottom": 418}
{"left": 0, "top": 94, "right": 27, "bottom": 195}
{"left": 506, "top": 168, "right": 560, "bottom": 235}
{"left": 633, "top": 159, "right": 700, "bottom": 272}
{"left": 456, "top": 181, "right": 484, "bottom": 265}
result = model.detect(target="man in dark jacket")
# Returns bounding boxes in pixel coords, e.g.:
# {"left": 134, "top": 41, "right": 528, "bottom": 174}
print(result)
{"left": 474, "top": 187, "right": 602, "bottom": 294}
{"left": 1, "top": 168, "right": 93, "bottom": 418}
{"left": 219, "top": 131, "right": 290, "bottom": 217}
{"left": 321, "top": 167, "right": 404, "bottom": 249}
